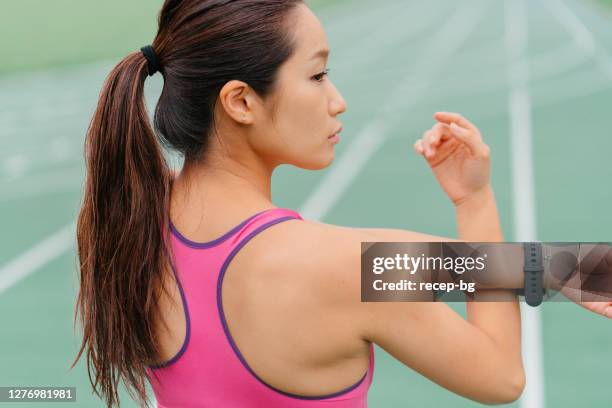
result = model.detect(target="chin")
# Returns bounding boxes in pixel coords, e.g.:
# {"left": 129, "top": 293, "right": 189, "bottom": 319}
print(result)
{"left": 291, "top": 150, "right": 335, "bottom": 170}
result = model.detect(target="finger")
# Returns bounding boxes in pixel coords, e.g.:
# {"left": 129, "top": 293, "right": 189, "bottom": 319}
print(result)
{"left": 448, "top": 122, "right": 489, "bottom": 157}
{"left": 581, "top": 301, "right": 612, "bottom": 318}
{"left": 413, "top": 139, "right": 425, "bottom": 155}
{"left": 419, "top": 131, "right": 431, "bottom": 157}
{"left": 429, "top": 123, "right": 448, "bottom": 146}
{"left": 415, "top": 139, "right": 429, "bottom": 157}
{"left": 437, "top": 124, "right": 454, "bottom": 142}
{"left": 434, "top": 112, "right": 479, "bottom": 134}
{"left": 423, "top": 131, "right": 437, "bottom": 157}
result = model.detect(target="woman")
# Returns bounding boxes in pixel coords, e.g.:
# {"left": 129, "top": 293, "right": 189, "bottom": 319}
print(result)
{"left": 72, "top": 1, "right": 610, "bottom": 407}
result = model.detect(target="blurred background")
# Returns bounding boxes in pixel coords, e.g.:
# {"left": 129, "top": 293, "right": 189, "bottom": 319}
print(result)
{"left": 1, "top": 0, "right": 611, "bottom": 406}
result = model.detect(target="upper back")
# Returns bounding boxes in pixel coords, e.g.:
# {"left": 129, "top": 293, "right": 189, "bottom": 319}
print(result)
{"left": 146, "top": 207, "right": 374, "bottom": 407}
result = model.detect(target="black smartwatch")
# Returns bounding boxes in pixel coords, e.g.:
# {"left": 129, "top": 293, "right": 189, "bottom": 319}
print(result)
{"left": 514, "top": 242, "right": 545, "bottom": 306}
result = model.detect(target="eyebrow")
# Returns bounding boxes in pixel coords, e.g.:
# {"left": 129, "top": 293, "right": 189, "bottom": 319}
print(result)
{"left": 310, "top": 49, "right": 330, "bottom": 60}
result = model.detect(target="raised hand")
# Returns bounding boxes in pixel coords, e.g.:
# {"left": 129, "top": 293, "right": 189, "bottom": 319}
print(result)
{"left": 414, "top": 112, "right": 492, "bottom": 206}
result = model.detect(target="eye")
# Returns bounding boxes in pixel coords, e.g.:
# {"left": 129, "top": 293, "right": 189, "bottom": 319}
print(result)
{"left": 312, "top": 68, "right": 330, "bottom": 82}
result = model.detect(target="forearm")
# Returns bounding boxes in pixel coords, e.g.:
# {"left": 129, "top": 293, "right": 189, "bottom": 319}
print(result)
{"left": 455, "top": 186, "right": 502, "bottom": 242}
{"left": 454, "top": 187, "right": 522, "bottom": 369}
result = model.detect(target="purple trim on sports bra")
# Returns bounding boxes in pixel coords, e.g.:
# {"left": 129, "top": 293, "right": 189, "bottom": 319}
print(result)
{"left": 147, "top": 261, "right": 192, "bottom": 369}
{"left": 169, "top": 208, "right": 278, "bottom": 249}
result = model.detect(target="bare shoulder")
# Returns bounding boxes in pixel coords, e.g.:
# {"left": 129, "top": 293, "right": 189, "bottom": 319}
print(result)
{"left": 251, "top": 218, "right": 456, "bottom": 311}
{"left": 254, "top": 218, "right": 373, "bottom": 274}
{"left": 250, "top": 218, "right": 465, "bottom": 345}
{"left": 257, "top": 217, "right": 457, "bottom": 285}
{"left": 263, "top": 217, "right": 457, "bottom": 250}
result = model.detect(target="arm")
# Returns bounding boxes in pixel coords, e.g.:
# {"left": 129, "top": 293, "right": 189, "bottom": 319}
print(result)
{"left": 312, "top": 172, "right": 525, "bottom": 403}
{"left": 311, "top": 223, "right": 525, "bottom": 404}
{"left": 359, "top": 186, "right": 524, "bottom": 382}
{"left": 452, "top": 186, "right": 524, "bottom": 398}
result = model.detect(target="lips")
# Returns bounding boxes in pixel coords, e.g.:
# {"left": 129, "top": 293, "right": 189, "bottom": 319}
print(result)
{"left": 329, "top": 126, "right": 343, "bottom": 138}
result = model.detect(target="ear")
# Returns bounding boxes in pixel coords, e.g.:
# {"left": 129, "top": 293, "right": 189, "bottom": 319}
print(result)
{"left": 218, "top": 80, "right": 256, "bottom": 125}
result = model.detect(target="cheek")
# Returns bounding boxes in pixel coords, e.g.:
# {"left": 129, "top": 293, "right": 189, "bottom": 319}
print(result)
{"left": 280, "top": 85, "right": 327, "bottom": 140}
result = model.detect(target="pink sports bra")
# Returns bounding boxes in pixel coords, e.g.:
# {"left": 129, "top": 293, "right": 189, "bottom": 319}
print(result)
{"left": 145, "top": 207, "right": 375, "bottom": 407}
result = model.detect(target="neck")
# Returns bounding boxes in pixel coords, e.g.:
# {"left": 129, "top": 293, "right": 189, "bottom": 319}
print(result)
{"left": 176, "top": 151, "right": 275, "bottom": 208}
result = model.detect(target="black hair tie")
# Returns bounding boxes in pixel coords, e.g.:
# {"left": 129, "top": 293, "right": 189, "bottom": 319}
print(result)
{"left": 140, "top": 45, "right": 160, "bottom": 76}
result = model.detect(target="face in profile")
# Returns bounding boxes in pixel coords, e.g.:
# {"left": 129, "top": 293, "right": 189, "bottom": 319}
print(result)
{"left": 251, "top": 3, "right": 348, "bottom": 170}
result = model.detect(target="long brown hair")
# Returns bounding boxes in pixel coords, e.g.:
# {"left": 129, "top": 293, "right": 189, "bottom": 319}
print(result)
{"left": 72, "top": 0, "right": 302, "bottom": 406}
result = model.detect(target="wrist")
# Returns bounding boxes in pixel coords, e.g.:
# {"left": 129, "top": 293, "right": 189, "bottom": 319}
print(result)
{"left": 454, "top": 185, "right": 495, "bottom": 209}
{"left": 455, "top": 185, "right": 503, "bottom": 242}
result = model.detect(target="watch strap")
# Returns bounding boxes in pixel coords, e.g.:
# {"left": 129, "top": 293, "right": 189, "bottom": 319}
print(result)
{"left": 519, "top": 242, "right": 545, "bottom": 306}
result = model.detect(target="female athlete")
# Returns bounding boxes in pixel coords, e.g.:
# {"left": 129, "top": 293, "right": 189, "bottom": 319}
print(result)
{"left": 73, "top": 1, "right": 611, "bottom": 407}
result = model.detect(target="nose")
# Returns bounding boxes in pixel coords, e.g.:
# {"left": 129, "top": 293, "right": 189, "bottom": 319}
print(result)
{"left": 328, "top": 81, "right": 347, "bottom": 116}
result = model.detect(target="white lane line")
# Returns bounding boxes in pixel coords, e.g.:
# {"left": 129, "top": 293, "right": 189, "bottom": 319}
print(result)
{"left": 0, "top": 223, "right": 76, "bottom": 295}
{"left": 509, "top": 88, "right": 537, "bottom": 237}
{"left": 301, "top": 0, "right": 491, "bottom": 219}
{"left": 505, "top": 1, "right": 546, "bottom": 408}
{"left": 540, "top": 0, "right": 595, "bottom": 53}
{"left": 541, "top": 0, "right": 612, "bottom": 80}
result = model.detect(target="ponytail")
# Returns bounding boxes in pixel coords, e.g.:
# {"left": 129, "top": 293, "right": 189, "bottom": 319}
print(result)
{"left": 72, "top": 51, "right": 171, "bottom": 408}
{"left": 72, "top": 0, "right": 305, "bottom": 406}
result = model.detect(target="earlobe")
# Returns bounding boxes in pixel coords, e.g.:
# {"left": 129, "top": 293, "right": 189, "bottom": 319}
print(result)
{"left": 219, "top": 80, "right": 253, "bottom": 124}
